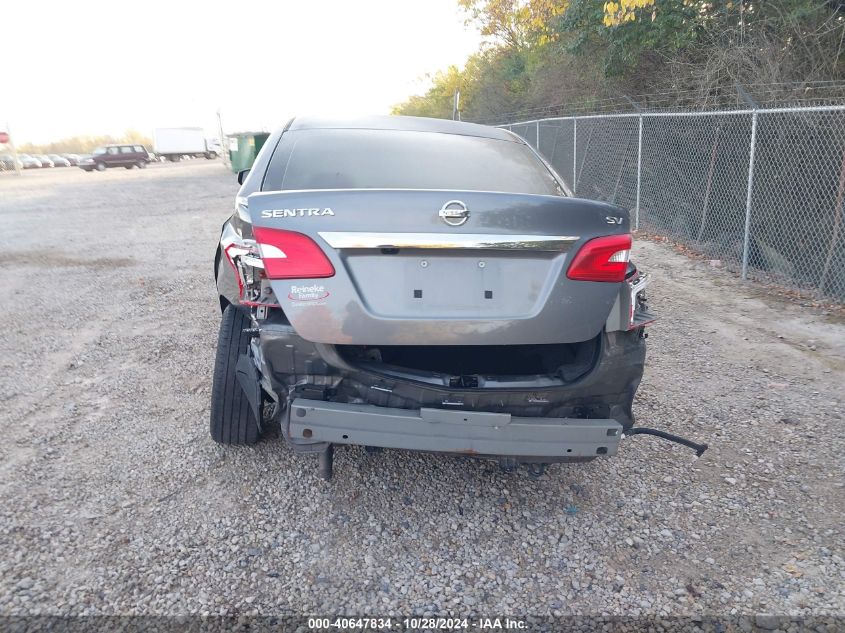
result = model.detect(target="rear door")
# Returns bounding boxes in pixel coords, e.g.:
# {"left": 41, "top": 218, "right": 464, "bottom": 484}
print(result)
{"left": 135, "top": 145, "right": 150, "bottom": 162}
{"left": 247, "top": 188, "right": 630, "bottom": 346}
{"left": 119, "top": 145, "right": 135, "bottom": 165}
{"left": 105, "top": 146, "right": 121, "bottom": 166}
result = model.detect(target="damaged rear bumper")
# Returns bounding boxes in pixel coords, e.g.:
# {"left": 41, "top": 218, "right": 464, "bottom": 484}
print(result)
{"left": 289, "top": 398, "right": 623, "bottom": 459}
{"left": 246, "top": 318, "right": 646, "bottom": 465}
{"left": 255, "top": 322, "right": 645, "bottom": 423}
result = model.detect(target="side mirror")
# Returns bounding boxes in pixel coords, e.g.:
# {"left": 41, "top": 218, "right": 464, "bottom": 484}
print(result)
{"left": 237, "top": 169, "right": 250, "bottom": 185}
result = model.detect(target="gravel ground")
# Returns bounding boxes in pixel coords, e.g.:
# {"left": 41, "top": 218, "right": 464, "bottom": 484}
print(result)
{"left": 0, "top": 162, "right": 843, "bottom": 620}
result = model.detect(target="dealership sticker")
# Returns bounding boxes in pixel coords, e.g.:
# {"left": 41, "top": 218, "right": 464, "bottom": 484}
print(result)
{"left": 288, "top": 284, "right": 329, "bottom": 305}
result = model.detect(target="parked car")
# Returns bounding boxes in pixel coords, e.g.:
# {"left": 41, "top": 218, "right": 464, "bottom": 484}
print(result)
{"left": 48, "top": 154, "right": 71, "bottom": 167}
{"left": 35, "top": 155, "right": 54, "bottom": 168}
{"left": 17, "top": 154, "right": 42, "bottom": 169}
{"left": 0, "top": 154, "right": 23, "bottom": 171}
{"left": 62, "top": 154, "right": 81, "bottom": 166}
{"left": 209, "top": 115, "right": 702, "bottom": 480}
{"left": 78, "top": 144, "right": 151, "bottom": 171}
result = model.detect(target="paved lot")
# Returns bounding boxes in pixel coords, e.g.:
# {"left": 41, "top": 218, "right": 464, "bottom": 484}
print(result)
{"left": 0, "top": 162, "right": 843, "bottom": 618}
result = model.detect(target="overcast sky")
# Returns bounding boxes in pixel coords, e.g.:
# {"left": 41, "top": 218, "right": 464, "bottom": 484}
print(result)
{"left": 2, "top": 0, "right": 481, "bottom": 144}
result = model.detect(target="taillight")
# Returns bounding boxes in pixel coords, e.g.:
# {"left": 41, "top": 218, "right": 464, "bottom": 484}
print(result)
{"left": 253, "top": 227, "right": 335, "bottom": 279}
{"left": 566, "top": 234, "right": 632, "bottom": 282}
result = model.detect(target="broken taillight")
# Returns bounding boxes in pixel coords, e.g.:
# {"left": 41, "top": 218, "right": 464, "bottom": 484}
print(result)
{"left": 566, "top": 234, "right": 632, "bottom": 283}
{"left": 253, "top": 227, "right": 335, "bottom": 279}
{"left": 222, "top": 239, "right": 274, "bottom": 308}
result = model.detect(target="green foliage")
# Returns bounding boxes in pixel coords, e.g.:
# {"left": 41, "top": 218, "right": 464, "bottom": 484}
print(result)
{"left": 391, "top": 66, "right": 465, "bottom": 119}
{"left": 457, "top": 0, "right": 571, "bottom": 48}
{"left": 562, "top": 0, "right": 701, "bottom": 76}
{"left": 394, "top": 0, "right": 845, "bottom": 121}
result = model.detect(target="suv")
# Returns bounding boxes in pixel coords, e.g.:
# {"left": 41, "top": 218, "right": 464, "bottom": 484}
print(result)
{"left": 78, "top": 144, "right": 150, "bottom": 171}
{"left": 211, "top": 116, "right": 677, "bottom": 479}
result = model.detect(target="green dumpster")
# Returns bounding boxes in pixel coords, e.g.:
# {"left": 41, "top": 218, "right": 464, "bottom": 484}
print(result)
{"left": 227, "top": 132, "right": 270, "bottom": 173}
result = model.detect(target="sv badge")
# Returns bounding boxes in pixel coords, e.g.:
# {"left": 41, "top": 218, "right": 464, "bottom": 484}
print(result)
{"left": 606, "top": 216, "right": 624, "bottom": 225}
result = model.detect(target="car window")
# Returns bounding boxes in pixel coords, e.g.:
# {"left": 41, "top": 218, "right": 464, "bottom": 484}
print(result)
{"left": 263, "top": 129, "right": 562, "bottom": 195}
{"left": 93, "top": 147, "right": 106, "bottom": 155}
{"left": 120, "top": 146, "right": 133, "bottom": 154}
{"left": 133, "top": 146, "right": 144, "bottom": 152}
{"left": 107, "top": 147, "right": 119, "bottom": 155}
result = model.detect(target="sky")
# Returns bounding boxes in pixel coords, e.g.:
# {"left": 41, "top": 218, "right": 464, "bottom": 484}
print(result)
{"left": 1, "top": 0, "right": 482, "bottom": 144}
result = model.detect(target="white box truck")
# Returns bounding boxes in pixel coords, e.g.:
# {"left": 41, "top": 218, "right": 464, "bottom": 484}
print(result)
{"left": 153, "top": 128, "right": 219, "bottom": 162}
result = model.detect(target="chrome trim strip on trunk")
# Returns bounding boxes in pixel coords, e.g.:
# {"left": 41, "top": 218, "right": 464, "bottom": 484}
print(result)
{"left": 317, "top": 232, "right": 579, "bottom": 251}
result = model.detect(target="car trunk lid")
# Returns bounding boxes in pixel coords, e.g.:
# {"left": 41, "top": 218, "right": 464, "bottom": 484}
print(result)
{"left": 247, "top": 189, "right": 630, "bottom": 345}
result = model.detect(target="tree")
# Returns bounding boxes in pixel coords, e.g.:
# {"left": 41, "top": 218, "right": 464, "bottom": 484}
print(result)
{"left": 392, "top": 66, "right": 466, "bottom": 119}
{"left": 396, "top": 0, "right": 845, "bottom": 122}
{"left": 602, "top": 0, "right": 655, "bottom": 27}
{"left": 18, "top": 130, "right": 154, "bottom": 154}
{"left": 458, "top": 0, "right": 571, "bottom": 47}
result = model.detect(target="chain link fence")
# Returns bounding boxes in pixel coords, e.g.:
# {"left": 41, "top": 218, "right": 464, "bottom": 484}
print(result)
{"left": 506, "top": 105, "right": 845, "bottom": 302}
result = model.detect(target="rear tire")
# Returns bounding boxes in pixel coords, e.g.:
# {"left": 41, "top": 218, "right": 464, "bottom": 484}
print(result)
{"left": 210, "top": 305, "right": 261, "bottom": 445}
{"left": 137, "top": 161, "right": 147, "bottom": 169}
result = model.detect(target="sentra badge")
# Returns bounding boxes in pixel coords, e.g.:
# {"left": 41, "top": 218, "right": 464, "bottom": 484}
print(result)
{"left": 261, "top": 208, "right": 335, "bottom": 218}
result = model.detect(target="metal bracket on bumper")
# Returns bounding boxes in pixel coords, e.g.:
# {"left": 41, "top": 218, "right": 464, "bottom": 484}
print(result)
{"left": 288, "top": 398, "right": 623, "bottom": 458}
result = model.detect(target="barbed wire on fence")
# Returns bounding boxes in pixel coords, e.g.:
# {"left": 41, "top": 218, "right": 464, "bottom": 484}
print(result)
{"left": 502, "top": 101, "right": 845, "bottom": 302}
{"left": 474, "top": 81, "right": 845, "bottom": 126}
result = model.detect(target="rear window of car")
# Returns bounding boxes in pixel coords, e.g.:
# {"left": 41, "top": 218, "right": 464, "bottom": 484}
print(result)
{"left": 262, "top": 129, "right": 562, "bottom": 195}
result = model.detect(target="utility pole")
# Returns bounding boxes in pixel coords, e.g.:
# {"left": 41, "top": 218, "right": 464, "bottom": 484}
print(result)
{"left": 216, "top": 109, "right": 228, "bottom": 170}
{"left": 453, "top": 90, "right": 461, "bottom": 121}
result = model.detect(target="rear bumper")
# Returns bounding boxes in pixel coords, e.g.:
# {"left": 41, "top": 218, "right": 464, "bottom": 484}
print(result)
{"left": 252, "top": 320, "right": 645, "bottom": 457}
{"left": 261, "top": 323, "right": 642, "bottom": 395}
{"left": 289, "top": 398, "right": 622, "bottom": 458}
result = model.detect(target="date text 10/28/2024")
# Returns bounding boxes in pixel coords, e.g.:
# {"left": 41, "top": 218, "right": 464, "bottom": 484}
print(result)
{"left": 307, "top": 617, "right": 527, "bottom": 630}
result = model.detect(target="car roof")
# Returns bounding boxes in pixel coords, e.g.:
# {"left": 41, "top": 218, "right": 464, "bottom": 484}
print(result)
{"left": 284, "top": 115, "right": 516, "bottom": 142}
